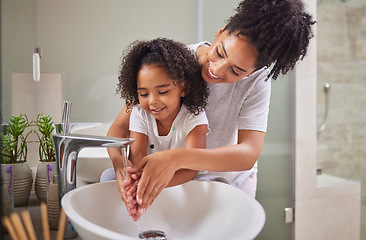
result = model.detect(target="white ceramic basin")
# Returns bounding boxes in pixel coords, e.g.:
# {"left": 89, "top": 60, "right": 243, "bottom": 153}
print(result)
{"left": 72, "top": 123, "right": 114, "bottom": 187}
{"left": 62, "top": 180, "right": 265, "bottom": 240}
{"left": 76, "top": 148, "right": 112, "bottom": 186}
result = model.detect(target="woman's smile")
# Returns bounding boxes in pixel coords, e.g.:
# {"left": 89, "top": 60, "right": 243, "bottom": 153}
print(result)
{"left": 207, "top": 62, "right": 221, "bottom": 80}
{"left": 197, "top": 30, "right": 258, "bottom": 84}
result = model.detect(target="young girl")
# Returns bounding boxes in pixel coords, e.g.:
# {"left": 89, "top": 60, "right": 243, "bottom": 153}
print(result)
{"left": 110, "top": 38, "right": 209, "bottom": 219}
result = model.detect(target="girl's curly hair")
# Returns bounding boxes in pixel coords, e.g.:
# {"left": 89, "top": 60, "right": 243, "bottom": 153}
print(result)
{"left": 224, "top": 0, "right": 315, "bottom": 80}
{"left": 117, "top": 38, "right": 209, "bottom": 115}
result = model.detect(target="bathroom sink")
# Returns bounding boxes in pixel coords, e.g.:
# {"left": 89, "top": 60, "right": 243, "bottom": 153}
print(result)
{"left": 62, "top": 180, "right": 265, "bottom": 240}
{"left": 76, "top": 147, "right": 112, "bottom": 186}
{"left": 72, "top": 123, "right": 114, "bottom": 187}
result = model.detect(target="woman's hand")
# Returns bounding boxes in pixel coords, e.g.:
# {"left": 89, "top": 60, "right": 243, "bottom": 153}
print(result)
{"left": 128, "top": 149, "right": 181, "bottom": 214}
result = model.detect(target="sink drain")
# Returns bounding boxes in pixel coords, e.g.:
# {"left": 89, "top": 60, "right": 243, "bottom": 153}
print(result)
{"left": 138, "top": 230, "right": 167, "bottom": 240}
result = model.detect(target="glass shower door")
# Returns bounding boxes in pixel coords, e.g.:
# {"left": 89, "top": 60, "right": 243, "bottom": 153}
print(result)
{"left": 317, "top": 0, "right": 366, "bottom": 238}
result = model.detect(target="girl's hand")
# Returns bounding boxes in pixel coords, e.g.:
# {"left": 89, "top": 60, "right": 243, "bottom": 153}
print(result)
{"left": 129, "top": 149, "right": 180, "bottom": 213}
{"left": 126, "top": 169, "right": 142, "bottom": 198}
{"left": 115, "top": 165, "right": 141, "bottom": 221}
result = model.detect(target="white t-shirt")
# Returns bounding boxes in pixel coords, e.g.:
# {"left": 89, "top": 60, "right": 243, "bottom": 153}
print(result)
{"left": 129, "top": 104, "right": 209, "bottom": 155}
{"left": 187, "top": 42, "right": 271, "bottom": 188}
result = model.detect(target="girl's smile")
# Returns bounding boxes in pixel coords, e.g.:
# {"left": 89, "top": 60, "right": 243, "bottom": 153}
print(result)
{"left": 149, "top": 107, "right": 166, "bottom": 115}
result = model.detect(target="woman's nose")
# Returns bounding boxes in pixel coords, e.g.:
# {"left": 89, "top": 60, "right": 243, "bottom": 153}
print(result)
{"left": 210, "top": 59, "right": 227, "bottom": 76}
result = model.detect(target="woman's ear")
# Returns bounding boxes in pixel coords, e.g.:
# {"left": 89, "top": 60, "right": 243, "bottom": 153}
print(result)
{"left": 215, "top": 25, "right": 226, "bottom": 39}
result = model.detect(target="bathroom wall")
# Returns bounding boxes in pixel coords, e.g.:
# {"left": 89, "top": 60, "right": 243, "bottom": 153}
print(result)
{"left": 1, "top": 0, "right": 198, "bottom": 123}
{"left": 317, "top": 1, "right": 366, "bottom": 237}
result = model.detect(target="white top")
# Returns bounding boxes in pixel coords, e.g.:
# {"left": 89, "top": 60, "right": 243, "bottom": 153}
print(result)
{"left": 187, "top": 42, "right": 272, "bottom": 188}
{"left": 129, "top": 104, "right": 209, "bottom": 155}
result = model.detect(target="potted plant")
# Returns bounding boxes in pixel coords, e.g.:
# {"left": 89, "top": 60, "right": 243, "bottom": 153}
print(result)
{"left": 34, "top": 114, "right": 57, "bottom": 202}
{"left": 0, "top": 114, "right": 33, "bottom": 206}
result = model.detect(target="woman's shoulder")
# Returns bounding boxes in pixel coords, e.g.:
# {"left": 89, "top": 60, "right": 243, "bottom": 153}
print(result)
{"left": 237, "top": 67, "right": 271, "bottom": 89}
{"left": 186, "top": 41, "right": 211, "bottom": 54}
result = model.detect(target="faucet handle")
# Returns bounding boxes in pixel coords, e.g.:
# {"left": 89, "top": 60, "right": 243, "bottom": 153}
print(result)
{"left": 61, "top": 101, "right": 72, "bottom": 135}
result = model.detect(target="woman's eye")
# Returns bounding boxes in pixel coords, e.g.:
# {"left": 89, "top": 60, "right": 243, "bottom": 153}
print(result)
{"left": 231, "top": 68, "right": 239, "bottom": 76}
{"left": 216, "top": 48, "right": 224, "bottom": 58}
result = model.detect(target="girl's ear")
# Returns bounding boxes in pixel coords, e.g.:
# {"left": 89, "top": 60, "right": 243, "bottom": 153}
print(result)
{"left": 181, "top": 88, "right": 189, "bottom": 97}
{"left": 181, "top": 81, "right": 190, "bottom": 97}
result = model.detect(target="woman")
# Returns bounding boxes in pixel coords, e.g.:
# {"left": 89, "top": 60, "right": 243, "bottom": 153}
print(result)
{"left": 107, "top": 0, "right": 315, "bottom": 217}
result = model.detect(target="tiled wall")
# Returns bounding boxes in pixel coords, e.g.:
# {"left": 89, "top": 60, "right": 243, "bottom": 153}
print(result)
{"left": 317, "top": 2, "right": 366, "bottom": 238}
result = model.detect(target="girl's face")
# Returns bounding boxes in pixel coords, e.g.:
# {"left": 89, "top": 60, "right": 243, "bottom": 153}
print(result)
{"left": 137, "top": 64, "right": 185, "bottom": 125}
{"left": 198, "top": 28, "right": 258, "bottom": 84}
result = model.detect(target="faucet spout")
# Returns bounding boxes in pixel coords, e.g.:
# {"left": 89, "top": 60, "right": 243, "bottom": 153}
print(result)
{"left": 52, "top": 133, "right": 134, "bottom": 238}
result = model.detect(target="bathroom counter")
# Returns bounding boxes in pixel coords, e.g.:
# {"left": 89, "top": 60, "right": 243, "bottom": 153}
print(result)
{"left": 317, "top": 173, "right": 360, "bottom": 188}
{"left": 316, "top": 173, "right": 361, "bottom": 198}
{"left": 2, "top": 190, "right": 81, "bottom": 240}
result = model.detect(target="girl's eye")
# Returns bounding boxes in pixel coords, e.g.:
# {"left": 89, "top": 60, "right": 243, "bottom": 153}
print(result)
{"left": 159, "top": 90, "right": 169, "bottom": 95}
{"left": 138, "top": 93, "right": 148, "bottom": 97}
{"left": 216, "top": 48, "right": 224, "bottom": 58}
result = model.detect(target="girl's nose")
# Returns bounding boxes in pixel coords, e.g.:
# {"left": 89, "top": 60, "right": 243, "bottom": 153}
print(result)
{"left": 149, "top": 94, "right": 158, "bottom": 105}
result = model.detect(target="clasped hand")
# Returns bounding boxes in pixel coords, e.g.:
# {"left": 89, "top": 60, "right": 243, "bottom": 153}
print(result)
{"left": 120, "top": 167, "right": 168, "bottom": 221}
{"left": 118, "top": 151, "right": 178, "bottom": 221}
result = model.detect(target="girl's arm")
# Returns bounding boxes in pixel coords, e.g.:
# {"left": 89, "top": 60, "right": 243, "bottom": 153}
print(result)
{"left": 133, "top": 129, "right": 265, "bottom": 207}
{"left": 129, "top": 131, "right": 148, "bottom": 165}
{"left": 106, "top": 106, "right": 131, "bottom": 196}
{"left": 107, "top": 105, "right": 131, "bottom": 165}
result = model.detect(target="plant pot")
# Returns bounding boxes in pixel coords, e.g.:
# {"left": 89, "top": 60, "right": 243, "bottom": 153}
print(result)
{"left": 35, "top": 161, "right": 57, "bottom": 202}
{"left": 1, "top": 162, "right": 33, "bottom": 206}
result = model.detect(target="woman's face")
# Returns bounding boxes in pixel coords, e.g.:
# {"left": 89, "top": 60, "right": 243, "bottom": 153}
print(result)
{"left": 198, "top": 29, "right": 258, "bottom": 84}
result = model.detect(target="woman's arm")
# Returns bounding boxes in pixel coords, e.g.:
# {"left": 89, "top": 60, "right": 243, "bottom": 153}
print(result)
{"left": 133, "top": 129, "right": 265, "bottom": 207}
{"left": 165, "top": 124, "right": 207, "bottom": 187}
{"left": 127, "top": 125, "right": 206, "bottom": 210}
{"left": 179, "top": 129, "right": 265, "bottom": 172}
{"left": 134, "top": 124, "right": 208, "bottom": 208}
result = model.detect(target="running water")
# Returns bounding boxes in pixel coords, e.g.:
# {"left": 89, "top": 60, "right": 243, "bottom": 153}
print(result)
{"left": 135, "top": 216, "right": 144, "bottom": 233}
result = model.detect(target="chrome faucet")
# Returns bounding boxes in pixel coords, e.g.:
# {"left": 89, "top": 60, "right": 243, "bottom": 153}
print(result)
{"left": 53, "top": 101, "right": 134, "bottom": 238}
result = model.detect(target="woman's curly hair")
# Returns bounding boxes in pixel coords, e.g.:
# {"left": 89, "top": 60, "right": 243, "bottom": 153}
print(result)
{"left": 224, "top": 0, "right": 315, "bottom": 80}
{"left": 117, "top": 38, "right": 209, "bottom": 115}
